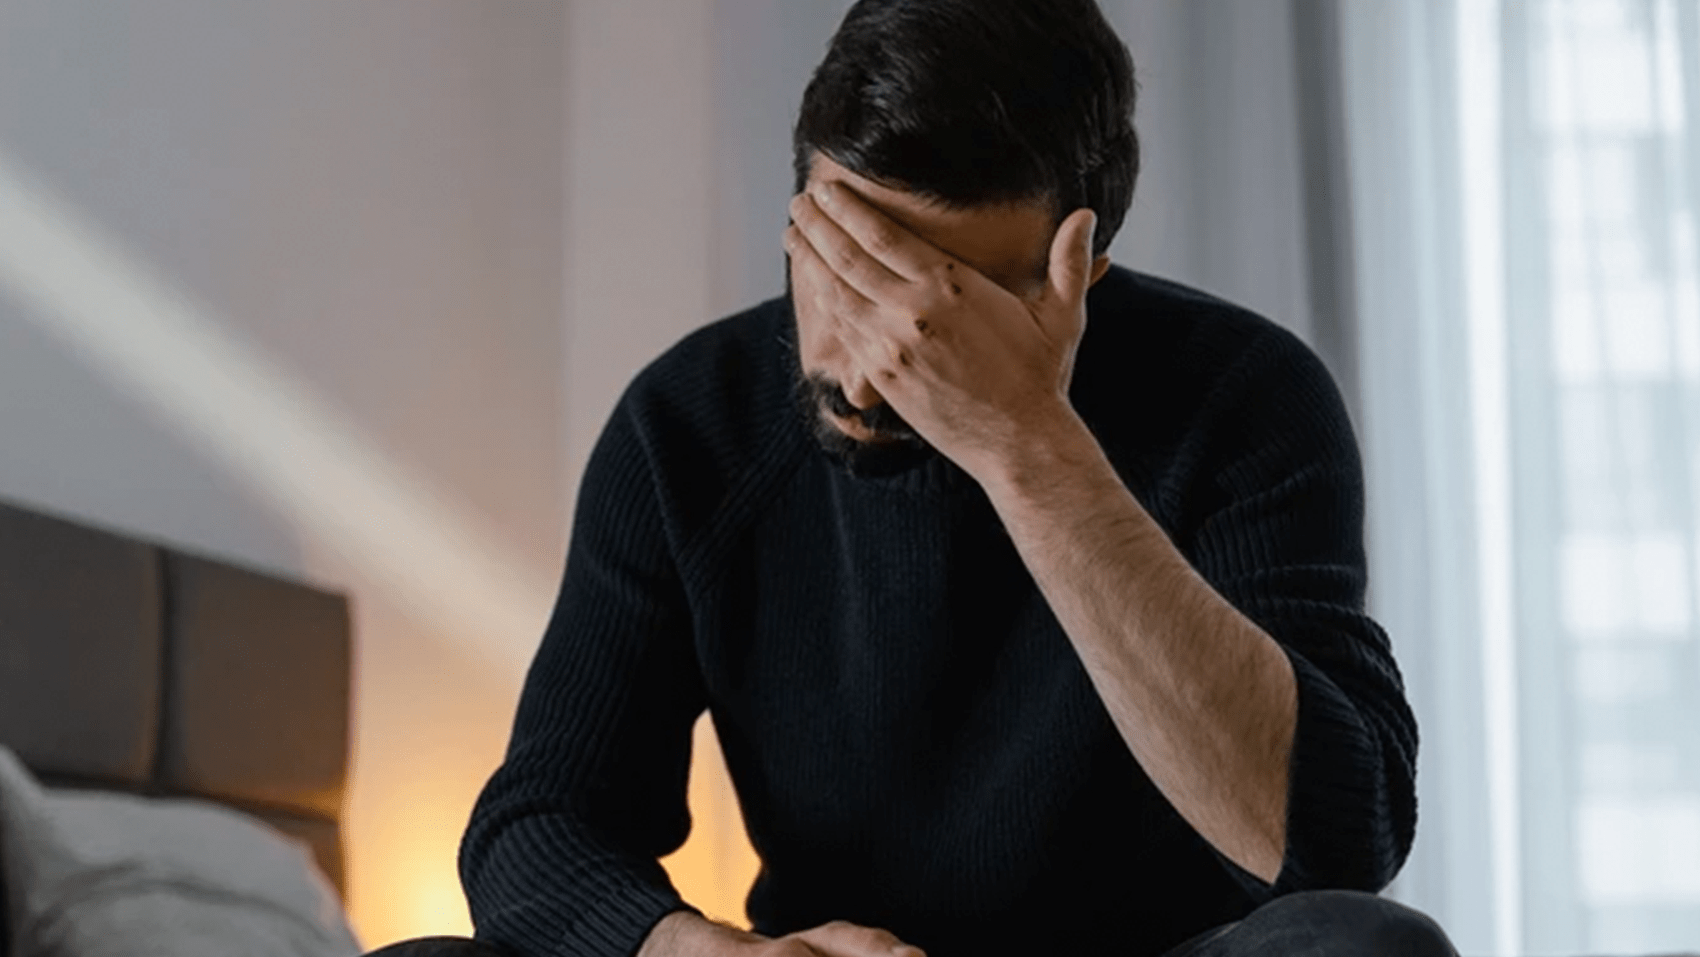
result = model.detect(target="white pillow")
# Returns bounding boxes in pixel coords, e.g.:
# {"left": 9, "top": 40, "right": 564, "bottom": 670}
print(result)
{"left": 0, "top": 746, "right": 362, "bottom": 957}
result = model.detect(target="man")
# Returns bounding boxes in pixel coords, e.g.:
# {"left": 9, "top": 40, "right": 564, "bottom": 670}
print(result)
{"left": 437, "top": 2, "right": 1454, "bottom": 956}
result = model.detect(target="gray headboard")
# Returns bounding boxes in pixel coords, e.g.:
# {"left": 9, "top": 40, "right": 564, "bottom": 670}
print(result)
{"left": 0, "top": 498, "right": 352, "bottom": 900}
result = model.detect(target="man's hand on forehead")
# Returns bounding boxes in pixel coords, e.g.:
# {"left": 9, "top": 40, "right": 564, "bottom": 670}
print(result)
{"left": 784, "top": 179, "right": 1100, "bottom": 482}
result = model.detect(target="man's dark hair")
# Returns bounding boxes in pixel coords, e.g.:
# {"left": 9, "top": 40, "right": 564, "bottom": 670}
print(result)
{"left": 793, "top": 0, "right": 1138, "bottom": 259}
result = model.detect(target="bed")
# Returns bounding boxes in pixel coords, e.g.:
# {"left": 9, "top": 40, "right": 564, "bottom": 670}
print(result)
{"left": 0, "top": 497, "right": 362, "bottom": 956}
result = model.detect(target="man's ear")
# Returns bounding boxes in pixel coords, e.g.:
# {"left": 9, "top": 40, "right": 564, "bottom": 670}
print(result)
{"left": 1088, "top": 254, "right": 1112, "bottom": 287}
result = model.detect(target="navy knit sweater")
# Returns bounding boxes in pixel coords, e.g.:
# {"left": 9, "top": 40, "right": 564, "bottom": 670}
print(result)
{"left": 460, "top": 266, "right": 1417, "bottom": 957}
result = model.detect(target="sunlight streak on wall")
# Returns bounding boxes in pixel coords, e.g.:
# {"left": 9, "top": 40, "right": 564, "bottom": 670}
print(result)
{"left": 0, "top": 154, "right": 553, "bottom": 675}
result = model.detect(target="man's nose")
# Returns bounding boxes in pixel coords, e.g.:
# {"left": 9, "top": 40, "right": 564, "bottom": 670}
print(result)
{"left": 844, "top": 373, "right": 884, "bottom": 411}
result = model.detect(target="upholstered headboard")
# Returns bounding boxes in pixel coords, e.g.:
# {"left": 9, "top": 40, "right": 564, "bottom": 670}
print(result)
{"left": 0, "top": 498, "right": 352, "bottom": 900}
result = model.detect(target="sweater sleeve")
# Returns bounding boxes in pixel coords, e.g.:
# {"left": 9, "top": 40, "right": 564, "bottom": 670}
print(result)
{"left": 1177, "top": 330, "right": 1417, "bottom": 896}
{"left": 459, "top": 394, "right": 705, "bottom": 957}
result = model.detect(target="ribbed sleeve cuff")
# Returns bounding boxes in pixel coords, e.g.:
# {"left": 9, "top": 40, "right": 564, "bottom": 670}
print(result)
{"left": 561, "top": 877, "right": 693, "bottom": 957}
{"left": 1270, "top": 649, "right": 1404, "bottom": 895}
{"left": 468, "top": 817, "right": 701, "bottom": 957}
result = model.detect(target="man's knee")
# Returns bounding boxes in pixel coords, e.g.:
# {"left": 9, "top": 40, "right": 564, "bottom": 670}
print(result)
{"left": 1225, "top": 890, "right": 1457, "bottom": 957}
{"left": 362, "top": 936, "right": 509, "bottom": 957}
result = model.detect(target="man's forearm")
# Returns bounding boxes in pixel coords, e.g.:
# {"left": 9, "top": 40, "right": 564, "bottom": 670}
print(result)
{"left": 974, "top": 409, "right": 1298, "bottom": 883}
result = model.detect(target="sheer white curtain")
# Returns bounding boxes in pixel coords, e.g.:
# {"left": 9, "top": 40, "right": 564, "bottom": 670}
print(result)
{"left": 1341, "top": 1, "right": 1700, "bottom": 953}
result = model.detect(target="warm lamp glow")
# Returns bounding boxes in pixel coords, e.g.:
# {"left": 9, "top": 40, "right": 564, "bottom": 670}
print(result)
{"left": 399, "top": 869, "right": 476, "bottom": 942}
{"left": 662, "top": 714, "right": 762, "bottom": 929}
{"left": 351, "top": 854, "right": 472, "bottom": 947}
{"left": 347, "top": 783, "right": 478, "bottom": 947}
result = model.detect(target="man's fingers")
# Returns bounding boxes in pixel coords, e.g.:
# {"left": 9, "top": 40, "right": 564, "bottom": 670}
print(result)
{"left": 805, "top": 181, "right": 947, "bottom": 282}
{"left": 790, "top": 191, "right": 910, "bottom": 303}
{"left": 789, "top": 920, "right": 927, "bottom": 957}
{"left": 786, "top": 224, "right": 877, "bottom": 325}
{"left": 787, "top": 224, "right": 895, "bottom": 380}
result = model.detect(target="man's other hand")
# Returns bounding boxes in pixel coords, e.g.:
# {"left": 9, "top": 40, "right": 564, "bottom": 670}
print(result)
{"left": 638, "top": 911, "right": 926, "bottom": 957}
{"left": 782, "top": 920, "right": 927, "bottom": 957}
{"left": 785, "top": 181, "right": 1103, "bottom": 482}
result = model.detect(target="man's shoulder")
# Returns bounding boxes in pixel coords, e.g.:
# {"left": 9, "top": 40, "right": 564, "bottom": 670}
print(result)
{"left": 1081, "top": 265, "right": 1333, "bottom": 404}
{"left": 1085, "top": 265, "right": 1307, "bottom": 362}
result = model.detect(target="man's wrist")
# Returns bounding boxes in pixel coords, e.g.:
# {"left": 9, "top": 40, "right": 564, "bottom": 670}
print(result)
{"left": 970, "top": 404, "right": 1115, "bottom": 506}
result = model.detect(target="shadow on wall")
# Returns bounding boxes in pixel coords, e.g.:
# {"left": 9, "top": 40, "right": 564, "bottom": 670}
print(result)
{"left": 0, "top": 152, "right": 552, "bottom": 945}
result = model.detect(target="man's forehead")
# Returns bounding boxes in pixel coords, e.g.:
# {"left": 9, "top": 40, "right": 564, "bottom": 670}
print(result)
{"left": 804, "top": 153, "right": 1054, "bottom": 293}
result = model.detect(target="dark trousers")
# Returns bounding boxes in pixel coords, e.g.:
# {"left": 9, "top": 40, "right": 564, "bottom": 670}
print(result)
{"left": 365, "top": 890, "right": 1457, "bottom": 957}
{"left": 1161, "top": 891, "right": 1457, "bottom": 957}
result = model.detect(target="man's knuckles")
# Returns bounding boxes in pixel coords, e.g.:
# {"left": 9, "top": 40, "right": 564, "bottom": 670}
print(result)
{"left": 834, "top": 243, "right": 865, "bottom": 274}
{"left": 861, "top": 220, "right": 904, "bottom": 259}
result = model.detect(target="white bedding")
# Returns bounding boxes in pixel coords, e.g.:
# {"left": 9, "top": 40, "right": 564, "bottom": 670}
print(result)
{"left": 0, "top": 747, "right": 362, "bottom": 957}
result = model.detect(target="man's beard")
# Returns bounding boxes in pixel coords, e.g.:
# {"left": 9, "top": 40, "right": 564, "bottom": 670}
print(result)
{"left": 791, "top": 352, "right": 933, "bottom": 463}
{"left": 781, "top": 299, "right": 933, "bottom": 472}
